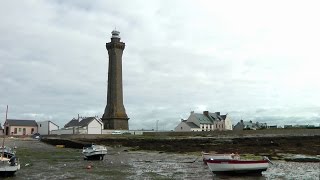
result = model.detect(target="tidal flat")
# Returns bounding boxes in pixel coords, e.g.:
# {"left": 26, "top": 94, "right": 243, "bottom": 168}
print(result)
{"left": 3, "top": 138, "right": 320, "bottom": 180}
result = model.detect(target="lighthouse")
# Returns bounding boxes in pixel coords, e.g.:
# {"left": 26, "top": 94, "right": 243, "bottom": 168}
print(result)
{"left": 102, "top": 30, "right": 129, "bottom": 130}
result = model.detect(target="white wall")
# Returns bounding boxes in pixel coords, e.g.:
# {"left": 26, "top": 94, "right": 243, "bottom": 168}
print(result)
{"left": 51, "top": 128, "right": 86, "bottom": 135}
{"left": 87, "top": 119, "right": 102, "bottom": 134}
{"left": 38, "top": 121, "right": 49, "bottom": 135}
{"left": 102, "top": 130, "right": 144, "bottom": 135}
{"left": 174, "top": 122, "right": 191, "bottom": 131}
{"left": 9, "top": 126, "right": 37, "bottom": 135}
{"left": 49, "top": 121, "right": 59, "bottom": 134}
{"left": 51, "top": 129, "right": 74, "bottom": 135}
{"left": 38, "top": 121, "right": 59, "bottom": 135}
{"left": 224, "top": 116, "right": 233, "bottom": 130}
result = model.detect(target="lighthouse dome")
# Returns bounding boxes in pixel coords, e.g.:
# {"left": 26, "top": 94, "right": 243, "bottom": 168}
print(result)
{"left": 111, "top": 30, "right": 120, "bottom": 38}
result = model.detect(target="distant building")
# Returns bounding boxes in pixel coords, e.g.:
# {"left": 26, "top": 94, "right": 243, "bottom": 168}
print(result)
{"left": 174, "top": 111, "right": 233, "bottom": 132}
{"left": 4, "top": 119, "right": 38, "bottom": 135}
{"left": 64, "top": 118, "right": 80, "bottom": 129}
{"left": 37, "top": 121, "right": 59, "bottom": 135}
{"left": 233, "top": 120, "right": 268, "bottom": 130}
{"left": 269, "top": 125, "right": 278, "bottom": 129}
{"left": 78, "top": 117, "right": 103, "bottom": 134}
{"left": 51, "top": 117, "right": 103, "bottom": 135}
{"left": 0, "top": 123, "right": 4, "bottom": 135}
{"left": 284, "top": 125, "right": 293, "bottom": 128}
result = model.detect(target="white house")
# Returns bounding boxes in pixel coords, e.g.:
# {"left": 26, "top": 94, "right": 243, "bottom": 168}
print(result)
{"left": 4, "top": 119, "right": 38, "bottom": 135}
{"left": 37, "top": 121, "right": 59, "bottom": 135}
{"left": 78, "top": 117, "right": 103, "bottom": 134}
{"left": 175, "top": 111, "right": 233, "bottom": 132}
{"left": 51, "top": 117, "right": 103, "bottom": 135}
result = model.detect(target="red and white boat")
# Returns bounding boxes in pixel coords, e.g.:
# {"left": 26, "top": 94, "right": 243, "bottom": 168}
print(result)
{"left": 206, "top": 156, "right": 271, "bottom": 174}
{"left": 202, "top": 152, "right": 233, "bottom": 164}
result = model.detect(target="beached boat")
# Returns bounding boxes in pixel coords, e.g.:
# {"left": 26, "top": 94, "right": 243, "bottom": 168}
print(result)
{"left": 82, "top": 144, "right": 107, "bottom": 160}
{"left": 0, "top": 146, "right": 20, "bottom": 176}
{"left": 0, "top": 106, "right": 20, "bottom": 177}
{"left": 202, "top": 152, "right": 234, "bottom": 164}
{"left": 206, "top": 155, "right": 271, "bottom": 175}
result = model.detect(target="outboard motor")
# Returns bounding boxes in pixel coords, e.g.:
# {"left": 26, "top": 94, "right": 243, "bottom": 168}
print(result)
{"left": 263, "top": 156, "right": 274, "bottom": 165}
{"left": 9, "top": 156, "right": 17, "bottom": 166}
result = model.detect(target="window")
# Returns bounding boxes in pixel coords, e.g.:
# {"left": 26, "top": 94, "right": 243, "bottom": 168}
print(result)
{"left": 40, "top": 124, "right": 42, "bottom": 127}
{"left": 14, "top": 128, "right": 17, "bottom": 134}
{"left": 19, "top": 128, "right": 21, "bottom": 132}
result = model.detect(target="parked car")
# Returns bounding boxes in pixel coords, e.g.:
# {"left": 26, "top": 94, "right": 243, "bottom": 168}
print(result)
{"left": 111, "top": 131, "right": 122, "bottom": 135}
{"left": 32, "top": 133, "right": 41, "bottom": 139}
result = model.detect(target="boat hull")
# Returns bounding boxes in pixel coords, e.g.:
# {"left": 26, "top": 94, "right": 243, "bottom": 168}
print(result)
{"left": 0, "top": 163, "right": 20, "bottom": 177}
{"left": 83, "top": 154, "right": 106, "bottom": 160}
{"left": 207, "top": 159, "right": 269, "bottom": 175}
{"left": 82, "top": 145, "right": 107, "bottom": 161}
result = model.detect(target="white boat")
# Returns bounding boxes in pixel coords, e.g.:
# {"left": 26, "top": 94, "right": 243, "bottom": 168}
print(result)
{"left": 0, "top": 106, "right": 20, "bottom": 177}
{"left": 206, "top": 155, "right": 271, "bottom": 174}
{"left": 0, "top": 146, "right": 20, "bottom": 177}
{"left": 82, "top": 144, "right": 107, "bottom": 160}
{"left": 202, "top": 152, "right": 233, "bottom": 164}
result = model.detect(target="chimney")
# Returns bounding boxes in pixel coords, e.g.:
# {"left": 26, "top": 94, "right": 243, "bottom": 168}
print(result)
{"left": 203, "top": 111, "right": 209, "bottom": 116}
{"left": 215, "top": 112, "right": 220, "bottom": 116}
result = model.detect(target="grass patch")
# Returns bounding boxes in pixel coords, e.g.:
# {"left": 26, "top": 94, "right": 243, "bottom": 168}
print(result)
{"left": 240, "top": 154, "right": 264, "bottom": 160}
{"left": 16, "top": 147, "right": 81, "bottom": 164}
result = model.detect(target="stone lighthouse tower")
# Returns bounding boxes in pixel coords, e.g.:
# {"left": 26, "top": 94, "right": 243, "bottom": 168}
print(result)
{"left": 102, "top": 30, "right": 129, "bottom": 130}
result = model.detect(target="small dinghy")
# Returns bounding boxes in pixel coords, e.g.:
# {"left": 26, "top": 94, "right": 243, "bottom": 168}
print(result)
{"left": 82, "top": 144, "right": 107, "bottom": 160}
{"left": 204, "top": 152, "right": 272, "bottom": 175}
{"left": 202, "top": 152, "right": 233, "bottom": 164}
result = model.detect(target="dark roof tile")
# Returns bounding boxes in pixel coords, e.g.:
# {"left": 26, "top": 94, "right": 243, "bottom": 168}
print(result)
{"left": 64, "top": 118, "right": 79, "bottom": 128}
{"left": 6, "top": 119, "right": 38, "bottom": 126}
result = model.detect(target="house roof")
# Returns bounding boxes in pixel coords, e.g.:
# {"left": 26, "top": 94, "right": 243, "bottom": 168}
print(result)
{"left": 220, "top": 115, "right": 227, "bottom": 120}
{"left": 185, "top": 122, "right": 200, "bottom": 128}
{"left": 193, "top": 112, "right": 226, "bottom": 124}
{"left": 6, "top": 119, "right": 38, "bottom": 127}
{"left": 78, "top": 117, "right": 102, "bottom": 127}
{"left": 194, "top": 113, "right": 213, "bottom": 124}
{"left": 241, "top": 121, "right": 257, "bottom": 128}
{"left": 64, "top": 118, "right": 79, "bottom": 128}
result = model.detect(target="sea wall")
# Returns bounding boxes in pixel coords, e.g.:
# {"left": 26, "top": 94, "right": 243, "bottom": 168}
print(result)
{"left": 41, "top": 129, "right": 320, "bottom": 156}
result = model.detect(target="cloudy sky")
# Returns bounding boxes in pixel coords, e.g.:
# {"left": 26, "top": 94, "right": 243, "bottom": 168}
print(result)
{"left": 1, "top": 0, "right": 320, "bottom": 130}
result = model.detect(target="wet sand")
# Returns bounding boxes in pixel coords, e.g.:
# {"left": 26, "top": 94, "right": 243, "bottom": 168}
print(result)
{"left": 4, "top": 138, "right": 320, "bottom": 180}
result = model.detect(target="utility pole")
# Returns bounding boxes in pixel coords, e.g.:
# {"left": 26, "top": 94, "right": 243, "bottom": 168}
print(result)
{"left": 156, "top": 120, "right": 159, "bottom": 132}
